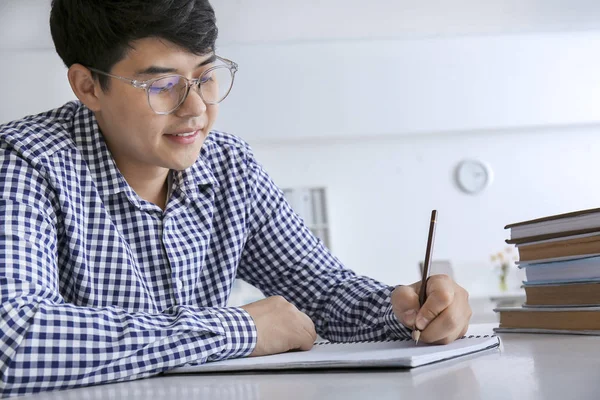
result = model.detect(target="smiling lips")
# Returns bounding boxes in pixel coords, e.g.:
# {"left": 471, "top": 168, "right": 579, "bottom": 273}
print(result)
{"left": 165, "top": 129, "right": 202, "bottom": 144}
{"left": 171, "top": 131, "right": 196, "bottom": 137}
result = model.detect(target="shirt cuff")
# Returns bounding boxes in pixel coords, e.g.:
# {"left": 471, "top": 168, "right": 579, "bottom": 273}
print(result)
{"left": 210, "top": 307, "right": 257, "bottom": 361}
{"left": 382, "top": 304, "right": 413, "bottom": 339}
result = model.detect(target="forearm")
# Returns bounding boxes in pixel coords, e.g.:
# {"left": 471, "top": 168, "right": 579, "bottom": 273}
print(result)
{"left": 251, "top": 242, "right": 412, "bottom": 342}
{"left": 240, "top": 232, "right": 411, "bottom": 342}
{"left": 306, "top": 268, "right": 413, "bottom": 342}
{"left": 0, "top": 288, "right": 256, "bottom": 397}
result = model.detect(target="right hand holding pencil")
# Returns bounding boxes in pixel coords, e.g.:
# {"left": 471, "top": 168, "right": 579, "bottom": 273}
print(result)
{"left": 391, "top": 275, "right": 472, "bottom": 344}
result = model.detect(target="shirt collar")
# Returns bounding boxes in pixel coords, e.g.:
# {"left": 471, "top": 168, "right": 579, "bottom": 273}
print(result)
{"left": 172, "top": 150, "right": 220, "bottom": 200}
{"left": 70, "top": 102, "right": 219, "bottom": 205}
{"left": 71, "top": 104, "right": 131, "bottom": 199}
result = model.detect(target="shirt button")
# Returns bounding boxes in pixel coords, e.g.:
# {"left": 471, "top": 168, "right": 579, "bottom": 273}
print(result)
{"left": 176, "top": 279, "right": 184, "bottom": 290}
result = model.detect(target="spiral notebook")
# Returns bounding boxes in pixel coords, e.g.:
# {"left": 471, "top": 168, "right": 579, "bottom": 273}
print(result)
{"left": 165, "top": 335, "right": 500, "bottom": 374}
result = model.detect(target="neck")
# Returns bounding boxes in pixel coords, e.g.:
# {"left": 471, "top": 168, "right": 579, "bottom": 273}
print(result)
{"left": 117, "top": 162, "right": 170, "bottom": 210}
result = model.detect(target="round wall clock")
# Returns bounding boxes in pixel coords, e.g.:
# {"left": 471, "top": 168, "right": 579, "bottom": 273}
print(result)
{"left": 454, "top": 159, "right": 493, "bottom": 195}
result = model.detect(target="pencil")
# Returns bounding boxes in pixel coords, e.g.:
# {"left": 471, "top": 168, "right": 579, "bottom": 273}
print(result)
{"left": 413, "top": 209, "right": 438, "bottom": 344}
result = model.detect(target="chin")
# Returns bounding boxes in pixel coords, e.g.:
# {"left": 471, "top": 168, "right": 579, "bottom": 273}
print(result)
{"left": 161, "top": 134, "right": 206, "bottom": 171}
{"left": 170, "top": 151, "right": 203, "bottom": 171}
{"left": 168, "top": 158, "right": 197, "bottom": 171}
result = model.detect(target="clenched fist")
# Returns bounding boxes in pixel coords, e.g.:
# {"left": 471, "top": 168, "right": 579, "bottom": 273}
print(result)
{"left": 241, "top": 296, "right": 317, "bottom": 357}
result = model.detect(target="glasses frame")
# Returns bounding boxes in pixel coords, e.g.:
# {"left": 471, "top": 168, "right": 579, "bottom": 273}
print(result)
{"left": 88, "top": 56, "right": 238, "bottom": 115}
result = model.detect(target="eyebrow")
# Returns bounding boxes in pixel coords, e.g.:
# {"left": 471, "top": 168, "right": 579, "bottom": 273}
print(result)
{"left": 134, "top": 54, "right": 217, "bottom": 76}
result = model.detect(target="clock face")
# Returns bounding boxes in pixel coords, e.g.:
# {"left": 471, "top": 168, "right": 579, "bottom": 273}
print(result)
{"left": 455, "top": 160, "right": 492, "bottom": 194}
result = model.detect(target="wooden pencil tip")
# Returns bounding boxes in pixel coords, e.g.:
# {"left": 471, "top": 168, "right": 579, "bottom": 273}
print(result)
{"left": 412, "top": 330, "right": 421, "bottom": 344}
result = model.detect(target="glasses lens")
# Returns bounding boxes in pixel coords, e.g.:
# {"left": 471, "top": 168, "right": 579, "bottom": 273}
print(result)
{"left": 148, "top": 76, "right": 188, "bottom": 113}
{"left": 200, "top": 66, "right": 234, "bottom": 104}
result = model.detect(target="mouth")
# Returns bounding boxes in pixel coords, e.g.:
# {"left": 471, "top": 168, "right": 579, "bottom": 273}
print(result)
{"left": 164, "top": 129, "right": 203, "bottom": 145}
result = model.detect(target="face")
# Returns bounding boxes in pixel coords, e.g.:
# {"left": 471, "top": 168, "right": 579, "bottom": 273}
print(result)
{"left": 92, "top": 38, "right": 219, "bottom": 174}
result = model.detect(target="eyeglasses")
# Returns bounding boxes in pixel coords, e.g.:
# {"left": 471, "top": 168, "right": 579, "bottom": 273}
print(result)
{"left": 88, "top": 56, "right": 238, "bottom": 115}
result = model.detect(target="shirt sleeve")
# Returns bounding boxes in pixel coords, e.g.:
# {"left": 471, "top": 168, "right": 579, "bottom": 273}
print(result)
{"left": 0, "top": 153, "right": 257, "bottom": 397}
{"left": 236, "top": 147, "right": 412, "bottom": 343}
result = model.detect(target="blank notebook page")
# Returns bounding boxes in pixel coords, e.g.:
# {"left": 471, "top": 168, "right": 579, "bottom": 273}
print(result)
{"left": 165, "top": 335, "right": 500, "bottom": 373}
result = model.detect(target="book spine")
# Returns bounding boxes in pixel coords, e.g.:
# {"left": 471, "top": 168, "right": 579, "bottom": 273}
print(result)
{"left": 519, "top": 237, "right": 600, "bottom": 262}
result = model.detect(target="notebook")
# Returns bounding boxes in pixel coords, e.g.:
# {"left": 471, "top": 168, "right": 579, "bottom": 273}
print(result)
{"left": 165, "top": 335, "right": 500, "bottom": 374}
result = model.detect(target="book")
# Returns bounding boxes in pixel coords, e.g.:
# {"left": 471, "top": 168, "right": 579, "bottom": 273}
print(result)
{"left": 523, "top": 281, "right": 600, "bottom": 306}
{"left": 494, "top": 306, "right": 600, "bottom": 332}
{"left": 500, "top": 209, "right": 600, "bottom": 335}
{"left": 504, "top": 207, "right": 600, "bottom": 244}
{"left": 518, "top": 255, "right": 600, "bottom": 283}
{"left": 164, "top": 335, "right": 500, "bottom": 374}
{"left": 516, "top": 233, "right": 600, "bottom": 262}
{"left": 493, "top": 327, "right": 600, "bottom": 336}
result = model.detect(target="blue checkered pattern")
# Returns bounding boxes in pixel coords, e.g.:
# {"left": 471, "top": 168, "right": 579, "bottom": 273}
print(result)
{"left": 0, "top": 101, "right": 411, "bottom": 397}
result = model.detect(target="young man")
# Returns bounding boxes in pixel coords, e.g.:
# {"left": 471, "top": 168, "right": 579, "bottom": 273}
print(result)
{"left": 0, "top": 0, "right": 471, "bottom": 396}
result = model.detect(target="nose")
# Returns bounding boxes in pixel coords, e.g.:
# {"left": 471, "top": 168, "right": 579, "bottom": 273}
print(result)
{"left": 174, "top": 84, "right": 207, "bottom": 118}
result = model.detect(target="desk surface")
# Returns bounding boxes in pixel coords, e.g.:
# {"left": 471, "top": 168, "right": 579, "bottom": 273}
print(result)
{"left": 17, "top": 324, "right": 600, "bottom": 400}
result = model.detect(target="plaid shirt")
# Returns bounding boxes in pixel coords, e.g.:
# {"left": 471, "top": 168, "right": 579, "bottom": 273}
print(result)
{"left": 0, "top": 101, "right": 410, "bottom": 397}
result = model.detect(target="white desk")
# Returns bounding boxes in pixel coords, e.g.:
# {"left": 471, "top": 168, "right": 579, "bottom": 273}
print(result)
{"left": 16, "top": 324, "right": 600, "bottom": 400}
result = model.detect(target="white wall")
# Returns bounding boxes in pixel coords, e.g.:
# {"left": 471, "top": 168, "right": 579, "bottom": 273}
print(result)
{"left": 0, "top": 50, "right": 74, "bottom": 123}
{"left": 214, "top": 0, "right": 600, "bottom": 44}
{"left": 250, "top": 126, "right": 600, "bottom": 296}
{"left": 2, "top": 1, "right": 600, "bottom": 298}
{"left": 215, "top": 33, "right": 600, "bottom": 142}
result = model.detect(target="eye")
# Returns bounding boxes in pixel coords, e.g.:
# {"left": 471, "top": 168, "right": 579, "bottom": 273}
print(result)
{"left": 200, "top": 74, "right": 213, "bottom": 84}
{"left": 150, "top": 82, "right": 176, "bottom": 93}
{"left": 149, "top": 76, "right": 182, "bottom": 94}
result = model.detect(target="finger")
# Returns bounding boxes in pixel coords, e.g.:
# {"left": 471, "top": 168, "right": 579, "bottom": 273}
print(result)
{"left": 418, "top": 301, "right": 466, "bottom": 344}
{"left": 415, "top": 275, "right": 455, "bottom": 331}
{"left": 297, "top": 312, "right": 317, "bottom": 351}
{"left": 303, "top": 313, "right": 317, "bottom": 344}
{"left": 419, "top": 288, "right": 471, "bottom": 344}
{"left": 297, "top": 335, "right": 315, "bottom": 351}
{"left": 391, "top": 285, "right": 421, "bottom": 328}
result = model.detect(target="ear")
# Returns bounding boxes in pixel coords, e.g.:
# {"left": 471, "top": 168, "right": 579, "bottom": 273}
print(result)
{"left": 67, "top": 64, "right": 102, "bottom": 111}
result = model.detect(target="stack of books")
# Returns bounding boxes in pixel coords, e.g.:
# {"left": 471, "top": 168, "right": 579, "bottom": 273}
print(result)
{"left": 494, "top": 207, "right": 600, "bottom": 335}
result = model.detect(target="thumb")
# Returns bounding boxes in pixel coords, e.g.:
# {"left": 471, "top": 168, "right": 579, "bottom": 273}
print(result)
{"left": 391, "top": 285, "right": 421, "bottom": 329}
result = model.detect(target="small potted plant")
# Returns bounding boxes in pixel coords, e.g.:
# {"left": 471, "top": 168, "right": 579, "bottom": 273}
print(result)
{"left": 491, "top": 247, "right": 518, "bottom": 292}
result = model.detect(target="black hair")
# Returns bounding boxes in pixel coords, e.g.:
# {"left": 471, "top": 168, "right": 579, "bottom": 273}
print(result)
{"left": 50, "top": 0, "right": 218, "bottom": 90}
